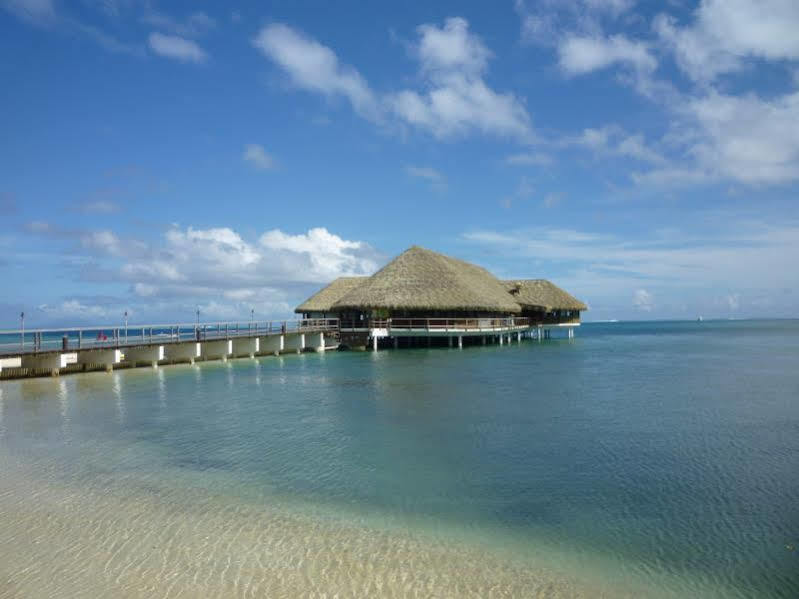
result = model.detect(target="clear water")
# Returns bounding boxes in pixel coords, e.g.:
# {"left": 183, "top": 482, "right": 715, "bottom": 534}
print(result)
{"left": 1, "top": 320, "right": 797, "bottom": 597}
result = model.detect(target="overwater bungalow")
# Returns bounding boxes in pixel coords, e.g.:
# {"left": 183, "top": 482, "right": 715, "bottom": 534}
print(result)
{"left": 296, "top": 246, "right": 587, "bottom": 350}
{"left": 503, "top": 279, "right": 587, "bottom": 325}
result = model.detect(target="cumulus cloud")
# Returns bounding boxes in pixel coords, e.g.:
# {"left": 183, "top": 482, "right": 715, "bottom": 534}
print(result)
{"left": 252, "top": 24, "right": 380, "bottom": 121}
{"left": 571, "top": 125, "right": 665, "bottom": 164}
{"left": 258, "top": 227, "right": 376, "bottom": 281}
{"left": 111, "top": 226, "right": 379, "bottom": 315}
{"left": 635, "top": 90, "right": 799, "bottom": 185}
{"left": 148, "top": 32, "right": 207, "bottom": 63}
{"left": 22, "top": 221, "right": 378, "bottom": 320}
{"left": 80, "top": 230, "right": 124, "bottom": 256}
{"left": 388, "top": 17, "right": 533, "bottom": 140}
{"left": 558, "top": 34, "right": 655, "bottom": 75}
{"left": 521, "top": 0, "right": 799, "bottom": 186}
{"left": 243, "top": 144, "right": 275, "bottom": 170}
{"left": 253, "top": 18, "right": 533, "bottom": 141}
{"left": 654, "top": 0, "right": 799, "bottom": 83}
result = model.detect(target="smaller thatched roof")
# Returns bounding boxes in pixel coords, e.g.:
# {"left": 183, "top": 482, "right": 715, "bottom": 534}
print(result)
{"left": 294, "top": 276, "right": 366, "bottom": 313}
{"left": 332, "top": 246, "right": 522, "bottom": 313}
{"left": 503, "top": 280, "right": 587, "bottom": 311}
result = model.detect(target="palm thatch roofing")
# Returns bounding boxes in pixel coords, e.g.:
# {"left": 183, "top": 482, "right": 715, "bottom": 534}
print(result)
{"left": 503, "top": 279, "right": 587, "bottom": 311}
{"left": 294, "top": 276, "right": 367, "bottom": 313}
{"left": 331, "top": 246, "right": 522, "bottom": 313}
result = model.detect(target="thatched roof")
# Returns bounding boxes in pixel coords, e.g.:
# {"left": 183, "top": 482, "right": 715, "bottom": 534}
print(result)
{"left": 332, "top": 246, "right": 522, "bottom": 313}
{"left": 503, "top": 279, "right": 587, "bottom": 311}
{"left": 294, "top": 276, "right": 366, "bottom": 313}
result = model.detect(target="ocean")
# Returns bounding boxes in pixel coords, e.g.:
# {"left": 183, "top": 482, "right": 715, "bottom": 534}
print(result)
{"left": 0, "top": 320, "right": 797, "bottom": 597}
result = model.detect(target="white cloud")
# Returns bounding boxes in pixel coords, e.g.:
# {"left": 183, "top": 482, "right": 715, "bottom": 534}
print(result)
{"left": 148, "top": 32, "right": 207, "bottom": 63}
{"left": 243, "top": 144, "right": 275, "bottom": 170}
{"left": 36, "top": 299, "right": 113, "bottom": 320}
{"left": 252, "top": 24, "right": 380, "bottom": 121}
{"left": 571, "top": 125, "right": 665, "bottom": 164}
{"left": 654, "top": 0, "right": 799, "bottom": 83}
{"left": 388, "top": 18, "right": 533, "bottom": 140}
{"left": 23, "top": 222, "right": 378, "bottom": 316}
{"left": 683, "top": 91, "right": 799, "bottom": 184}
{"left": 81, "top": 230, "right": 123, "bottom": 256}
{"left": 254, "top": 19, "right": 533, "bottom": 141}
{"left": 558, "top": 34, "right": 655, "bottom": 75}
{"left": 461, "top": 217, "right": 799, "bottom": 318}
{"left": 258, "top": 227, "right": 376, "bottom": 281}
{"left": 37, "top": 225, "right": 381, "bottom": 320}
{"left": 637, "top": 90, "right": 799, "bottom": 185}
{"left": 633, "top": 288, "right": 654, "bottom": 311}
{"left": 415, "top": 16, "right": 491, "bottom": 75}
{"left": 515, "top": 0, "right": 636, "bottom": 45}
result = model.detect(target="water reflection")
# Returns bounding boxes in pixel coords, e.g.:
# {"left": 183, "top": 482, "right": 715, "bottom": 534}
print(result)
{"left": 226, "top": 361, "right": 235, "bottom": 389}
{"left": 254, "top": 359, "right": 262, "bottom": 388}
{"left": 57, "top": 379, "right": 71, "bottom": 442}
{"left": 157, "top": 367, "right": 166, "bottom": 412}
{"left": 112, "top": 372, "right": 125, "bottom": 426}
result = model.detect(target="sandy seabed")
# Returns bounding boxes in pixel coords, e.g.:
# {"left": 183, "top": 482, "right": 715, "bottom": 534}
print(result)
{"left": 0, "top": 461, "right": 645, "bottom": 599}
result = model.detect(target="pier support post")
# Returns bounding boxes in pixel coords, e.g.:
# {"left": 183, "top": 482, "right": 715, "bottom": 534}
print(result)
{"left": 499, "top": 334, "right": 504, "bottom": 346}
{"left": 123, "top": 345, "right": 164, "bottom": 368}
{"left": 372, "top": 336, "right": 378, "bottom": 351}
{"left": 481, "top": 336, "right": 486, "bottom": 345}
{"left": 393, "top": 337, "right": 398, "bottom": 349}
{"left": 448, "top": 336, "right": 453, "bottom": 348}
{"left": 458, "top": 335, "right": 462, "bottom": 349}
{"left": 165, "top": 342, "right": 200, "bottom": 364}
{"left": 77, "top": 349, "right": 121, "bottom": 372}
{"left": 21, "top": 352, "right": 70, "bottom": 376}
{"left": 232, "top": 337, "right": 259, "bottom": 358}
{"left": 283, "top": 333, "right": 305, "bottom": 354}
{"left": 202, "top": 340, "right": 232, "bottom": 361}
{"left": 306, "top": 332, "right": 325, "bottom": 352}
{"left": 260, "top": 335, "right": 283, "bottom": 356}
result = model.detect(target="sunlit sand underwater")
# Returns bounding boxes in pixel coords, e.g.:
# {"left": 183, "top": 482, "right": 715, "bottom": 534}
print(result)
{"left": 1, "top": 320, "right": 798, "bottom": 598}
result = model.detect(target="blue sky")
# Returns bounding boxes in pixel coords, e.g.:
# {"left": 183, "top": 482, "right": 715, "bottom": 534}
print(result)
{"left": 1, "top": 0, "right": 798, "bottom": 326}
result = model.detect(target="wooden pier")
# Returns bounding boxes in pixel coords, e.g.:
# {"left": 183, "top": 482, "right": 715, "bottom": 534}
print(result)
{"left": 0, "top": 316, "right": 578, "bottom": 380}
{"left": 0, "top": 319, "right": 338, "bottom": 379}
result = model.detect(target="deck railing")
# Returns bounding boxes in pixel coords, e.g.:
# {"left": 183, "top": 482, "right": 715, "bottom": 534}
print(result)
{"left": 0, "top": 318, "right": 339, "bottom": 357}
{"left": 339, "top": 317, "right": 535, "bottom": 331}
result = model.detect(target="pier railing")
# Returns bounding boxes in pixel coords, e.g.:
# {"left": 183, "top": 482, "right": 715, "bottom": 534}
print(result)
{"left": 0, "top": 318, "right": 339, "bottom": 357}
{"left": 339, "top": 317, "right": 535, "bottom": 331}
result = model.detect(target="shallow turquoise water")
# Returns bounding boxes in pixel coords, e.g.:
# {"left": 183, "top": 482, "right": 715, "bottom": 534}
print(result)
{"left": 1, "top": 320, "right": 797, "bottom": 597}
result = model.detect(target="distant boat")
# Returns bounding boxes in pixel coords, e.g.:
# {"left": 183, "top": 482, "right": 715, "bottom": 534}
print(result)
{"left": 697, "top": 316, "right": 703, "bottom": 322}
